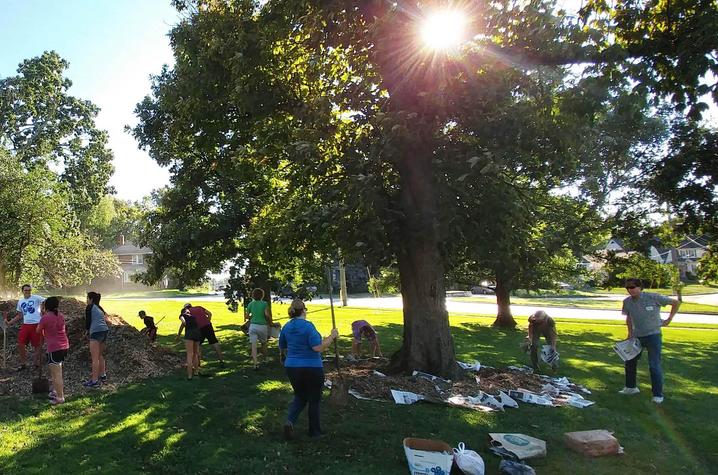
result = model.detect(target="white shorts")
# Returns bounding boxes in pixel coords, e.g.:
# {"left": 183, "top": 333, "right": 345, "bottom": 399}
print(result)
{"left": 248, "top": 324, "right": 268, "bottom": 344}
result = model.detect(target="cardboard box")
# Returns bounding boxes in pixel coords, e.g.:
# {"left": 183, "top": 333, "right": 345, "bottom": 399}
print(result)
{"left": 403, "top": 438, "right": 453, "bottom": 475}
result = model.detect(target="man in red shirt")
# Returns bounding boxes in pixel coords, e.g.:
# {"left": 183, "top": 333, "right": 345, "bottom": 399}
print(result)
{"left": 183, "top": 303, "right": 224, "bottom": 367}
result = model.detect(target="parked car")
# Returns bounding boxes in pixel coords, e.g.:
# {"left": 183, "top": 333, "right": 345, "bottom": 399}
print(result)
{"left": 471, "top": 285, "right": 495, "bottom": 295}
{"left": 279, "top": 286, "right": 295, "bottom": 298}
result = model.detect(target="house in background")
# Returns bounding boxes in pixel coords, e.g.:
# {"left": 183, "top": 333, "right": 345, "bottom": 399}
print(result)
{"left": 650, "top": 235, "right": 709, "bottom": 280}
{"left": 110, "top": 236, "right": 168, "bottom": 289}
{"left": 581, "top": 238, "right": 637, "bottom": 273}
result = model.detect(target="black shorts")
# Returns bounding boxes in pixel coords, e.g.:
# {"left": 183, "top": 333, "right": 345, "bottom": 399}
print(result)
{"left": 184, "top": 328, "right": 202, "bottom": 342}
{"left": 200, "top": 324, "right": 218, "bottom": 345}
{"left": 47, "top": 349, "right": 68, "bottom": 365}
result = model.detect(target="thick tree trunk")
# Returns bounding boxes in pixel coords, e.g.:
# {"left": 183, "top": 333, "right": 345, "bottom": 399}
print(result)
{"left": 388, "top": 131, "right": 458, "bottom": 379}
{"left": 492, "top": 277, "right": 517, "bottom": 328}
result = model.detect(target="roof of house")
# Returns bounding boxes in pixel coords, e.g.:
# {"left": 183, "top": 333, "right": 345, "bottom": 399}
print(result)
{"left": 605, "top": 238, "right": 627, "bottom": 251}
{"left": 112, "top": 243, "right": 152, "bottom": 255}
{"left": 678, "top": 235, "right": 709, "bottom": 249}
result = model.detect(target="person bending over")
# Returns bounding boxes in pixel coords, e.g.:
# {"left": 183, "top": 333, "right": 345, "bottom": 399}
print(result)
{"left": 350, "top": 320, "right": 383, "bottom": 358}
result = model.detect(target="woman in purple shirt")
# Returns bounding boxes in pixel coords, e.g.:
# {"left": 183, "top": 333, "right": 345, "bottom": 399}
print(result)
{"left": 279, "top": 299, "right": 338, "bottom": 440}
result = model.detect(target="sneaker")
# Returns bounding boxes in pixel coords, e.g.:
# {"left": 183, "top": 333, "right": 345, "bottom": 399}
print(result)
{"left": 283, "top": 422, "right": 294, "bottom": 441}
{"left": 618, "top": 387, "right": 640, "bottom": 395}
{"left": 652, "top": 396, "right": 664, "bottom": 404}
{"left": 100, "top": 374, "right": 107, "bottom": 383}
{"left": 50, "top": 397, "right": 65, "bottom": 405}
{"left": 48, "top": 390, "right": 57, "bottom": 400}
{"left": 83, "top": 379, "right": 101, "bottom": 389}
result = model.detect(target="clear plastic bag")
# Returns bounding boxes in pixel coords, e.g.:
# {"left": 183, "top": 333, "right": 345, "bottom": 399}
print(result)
{"left": 453, "top": 442, "right": 485, "bottom": 475}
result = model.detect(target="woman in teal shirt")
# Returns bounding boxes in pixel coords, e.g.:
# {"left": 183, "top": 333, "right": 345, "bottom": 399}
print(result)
{"left": 244, "top": 288, "right": 273, "bottom": 369}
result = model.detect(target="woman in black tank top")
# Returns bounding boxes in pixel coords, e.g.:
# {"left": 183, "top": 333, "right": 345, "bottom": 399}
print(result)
{"left": 177, "top": 309, "right": 201, "bottom": 379}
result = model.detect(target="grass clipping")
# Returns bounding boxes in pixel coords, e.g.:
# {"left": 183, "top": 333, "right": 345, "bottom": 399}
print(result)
{"left": 0, "top": 299, "right": 182, "bottom": 398}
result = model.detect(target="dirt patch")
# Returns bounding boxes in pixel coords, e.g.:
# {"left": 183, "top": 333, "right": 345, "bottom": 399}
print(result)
{"left": 0, "top": 298, "right": 182, "bottom": 399}
{"left": 324, "top": 359, "right": 578, "bottom": 402}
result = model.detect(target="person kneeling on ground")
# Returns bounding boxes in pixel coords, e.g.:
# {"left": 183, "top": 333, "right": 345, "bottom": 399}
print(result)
{"left": 244, "top": 288, "right": 273, "bottom": 370}
{"left": 618, "top": 278, "right": 680, "bottom": 404}
{"left": 176, "top": 307, "right": 201, "bottom": 380}
{"left": 138, "top": 310, "right": 158, "bottom": 343}
{"left": 350, "top": 320, "right": 383, "bottom": 358}
{"left": 183, "top": 303, "right": 225, "bottom": 367}
{"left": 37, "top": 296, "right": 69, "bottom": 405}
{"left": 521, "top": 310, "right": 558, "bottom": 372}
{"left": 279, "top": 299, "right": 338, "bottom": 440}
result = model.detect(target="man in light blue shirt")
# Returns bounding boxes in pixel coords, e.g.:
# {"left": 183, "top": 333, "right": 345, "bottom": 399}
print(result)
{"left": 618, "top": 278, "right": 680, "bottom": 404}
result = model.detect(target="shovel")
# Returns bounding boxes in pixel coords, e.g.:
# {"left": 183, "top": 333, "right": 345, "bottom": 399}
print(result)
{"left": 326, "top": 267, "right": 349, "bottom": 407}
{"left": 1, "top": 312, "right": 6, "bottom": 370}
{"left": 31, "top": 363, "right": 50, "bottom": 394}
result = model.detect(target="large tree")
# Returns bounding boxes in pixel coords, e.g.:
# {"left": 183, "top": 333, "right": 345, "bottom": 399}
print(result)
{"left": 133, "top": 0, "right": 718, "bottom": 377}
{"left": 0, "top": 51, "right": 115, "bottom": 216}
{"left": 0, "top": 52, "right": 120, "bottom": 292}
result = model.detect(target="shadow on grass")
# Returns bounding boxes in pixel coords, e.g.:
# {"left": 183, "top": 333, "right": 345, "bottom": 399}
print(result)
{"left": 1, "top": 319, "right": 717, "bottom": 474}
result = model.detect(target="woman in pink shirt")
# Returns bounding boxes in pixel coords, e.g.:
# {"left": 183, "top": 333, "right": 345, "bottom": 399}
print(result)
{"left": 37, "top": 297, "right": 70, "bottom": 405}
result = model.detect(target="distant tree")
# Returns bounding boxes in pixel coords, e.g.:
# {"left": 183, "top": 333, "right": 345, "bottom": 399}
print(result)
{"left": 606, "top": 253, "right": 674, "bottom": 289}
{"left": 698, "top": 246, "right": 718, "bottom": 284}
{"left": 0, "top": 149, "right": 119, "bottom": 291}
{"left": 0, "top": 51, "right": 114, "bottom": 216}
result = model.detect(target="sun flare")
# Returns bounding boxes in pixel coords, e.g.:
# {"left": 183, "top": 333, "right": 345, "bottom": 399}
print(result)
{"left": 420, "top": 10, "right": 467, "bottom": 51}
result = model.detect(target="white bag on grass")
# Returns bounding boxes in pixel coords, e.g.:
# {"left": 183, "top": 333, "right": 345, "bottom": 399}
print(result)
{"left": 453, "top": 442, "right": 485, "bottom": 475}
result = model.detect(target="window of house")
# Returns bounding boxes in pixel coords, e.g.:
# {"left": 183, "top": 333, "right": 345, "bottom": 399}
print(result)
{"left": 132, "top": 254, "right": 144, "bottom": 264}
{"left": 123, "top": 272, "right": 132, "bottom": 283}
{"left": 678, "top": 249, "right": 697, "bottom": 258}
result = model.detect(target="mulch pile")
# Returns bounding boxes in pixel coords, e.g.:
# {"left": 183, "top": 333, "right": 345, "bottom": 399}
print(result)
{"left": 324, "top": 358, "right": 566, "bottom": 402}
{"left": 0, "top": 299, "right": 182, "bottom": 399}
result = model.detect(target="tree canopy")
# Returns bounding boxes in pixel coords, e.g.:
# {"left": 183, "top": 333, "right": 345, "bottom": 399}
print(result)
{"left": 133, "top": 0, "right": 718, "bottom": 376}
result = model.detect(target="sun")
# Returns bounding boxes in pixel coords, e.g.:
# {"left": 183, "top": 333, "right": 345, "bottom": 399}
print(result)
{"left": 419, "top": 10, "right": 467, "bottom": 51}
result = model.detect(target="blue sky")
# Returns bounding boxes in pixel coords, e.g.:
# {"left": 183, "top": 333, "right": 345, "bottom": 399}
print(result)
{"left": 0, "top": 0, "right": 179, "bottom": 200}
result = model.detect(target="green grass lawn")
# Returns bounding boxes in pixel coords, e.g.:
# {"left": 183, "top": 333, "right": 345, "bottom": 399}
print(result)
{"left": 1, "top": 300, "right": 716, "bottom": 474}
{"left": 598, "top": 284, "right": 718, "bottom": 296}
{"left": 452, "top": 296, "right": 718, "bottom": 314}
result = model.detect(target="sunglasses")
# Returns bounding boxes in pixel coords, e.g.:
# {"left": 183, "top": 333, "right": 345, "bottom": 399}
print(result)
{"left": 625, "top": 286, "right": 638, "bottom": 290}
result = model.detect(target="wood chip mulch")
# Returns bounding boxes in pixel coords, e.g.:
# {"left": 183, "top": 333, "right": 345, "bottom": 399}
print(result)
{"left": 0, "top": 298, "right": 182, "bottom": 399}
{"left": 324, "top": 358, "right": 566, "bottom": 402}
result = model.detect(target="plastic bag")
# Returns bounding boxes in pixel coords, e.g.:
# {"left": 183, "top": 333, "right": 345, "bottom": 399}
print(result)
{"left": 498, "top": 460, "right": 536, "bottom": 475}
{"left": 453, "top": 442, "right": 485, "bottom": 475}
{"left": 540, "top": 345, "right": 559, "bottom": 368}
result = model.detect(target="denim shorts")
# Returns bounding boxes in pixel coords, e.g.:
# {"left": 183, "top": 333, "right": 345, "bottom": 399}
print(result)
{"left": 90, "top": 330, "right": 109, "bottom": 343}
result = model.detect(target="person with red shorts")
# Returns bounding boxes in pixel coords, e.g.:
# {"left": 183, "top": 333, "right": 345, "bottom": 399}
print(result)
{"left": 5, "top": 284, "right": 46, "bottom": 371}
